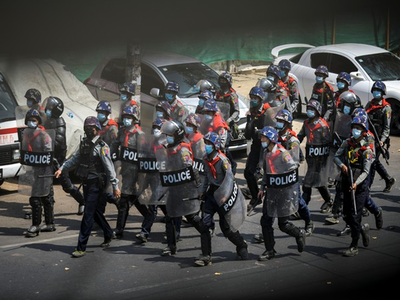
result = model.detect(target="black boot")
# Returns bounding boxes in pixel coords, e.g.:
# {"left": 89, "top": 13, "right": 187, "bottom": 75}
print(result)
{"left": 259, "top": 229, "right": 276, "bottom": 261}
{"left": 360, "top": 223, "right": 370, "bottom": 247}
{"left": 114, "top": 196, "right": 129, "bottom": 238}
{"left": 41, "top": 196, "right": 56, "bottom": 232}
{"left": 282, "top": 222, "right": 305, "bottom": 253}
{"left": 227, "top": 231, "right": 248, "bottom": 260}
{"left": 26, "top": 197, "right": 42, "bottom": 238}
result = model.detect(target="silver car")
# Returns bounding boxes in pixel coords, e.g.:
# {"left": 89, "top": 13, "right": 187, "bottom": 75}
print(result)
{"left": 84, "top": 51, "right": 248, "bottom": 151}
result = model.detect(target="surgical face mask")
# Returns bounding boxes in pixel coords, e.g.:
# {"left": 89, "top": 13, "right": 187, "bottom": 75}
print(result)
{"left": 204, "top": 114, "right": 213, "bottom": 122}
{"left": 166, "top": 135, "right": 175, "bottom": 145}
{"left": 352, "top": 128, "right": 362, "bottom": 139}
{"left": 120, "top": 94, "right": 128, "bottom": 102}
{"left": 165, "top": 93, "right": 175, "bottom": 102}
{"left": 27, "top": 120, "right": 38, "bottom": 129}
{"left": 315, "top": 76, "right": 324, "bottom": 84}
{"left": 153, "top": 128, "right": 161, "bottom": 137}
{"left": 198, "top": 99, "right": 205, "bottom": 107}
{"left": 337, "top": 82, "right": 346, "bottom": 90}
{"left": 46, "top": 109, "right": 52, "bottom": 118}
{"left": 343, "top": 106, "right": 351, "bottom": 115}
{"left": 27, "top": 100, "right": 34, "bottom": 108}
{"left": 156, "top": 111, "right": 164, "bottom": 118}
{"left": 97, "top": 113, "right": 107, "bottom": 122}
{"left": 307, "top": 109, "right": 315, "bottom": 119}
{"left": 205, "top": 144, "right": 214, "bottom": 154}
{"left": 123, "top": 118, "right": 133, "bottom": 127}
{"left": 279, "top": 71, "right": 286, "bottom": 78}
{"left": 372, "top": 90, "right": 382, "bottom": 99}
{"left": 185, "top": 126, "right": 194, "bottom": 134}
{"left": 250, "top": 99, "right": 259, "bottom": 108}
{"left": 261, "top": 141, "right": 269, "bottom": 148}
{"left": 275, "top": 122, "right": 285, "bottom": 130}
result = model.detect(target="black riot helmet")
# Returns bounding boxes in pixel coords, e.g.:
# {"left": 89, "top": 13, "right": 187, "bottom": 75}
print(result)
{"left": 44, "top": 96, "right": 64, "bottom": 118}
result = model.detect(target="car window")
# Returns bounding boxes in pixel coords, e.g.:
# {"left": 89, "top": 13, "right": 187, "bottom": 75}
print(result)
{"left": 0, "top": 73, "right": 18, "bottom": 122}
{"left": 289, "top": 52, "right": 304, "bottom": 64}
{"left": 141, "top": 64, "right": 165, "bottom": 95}
{"left": 158, "top": 63, "right": 220, "bottom": 97}
{"left": 356, "top": 52, "right": 400, "bottom": 81}
{"left": 101, "top": 58, "right": 126, "bottom": 85}
{"left": 327, "top": 54, "right": 358, "bottom": 74}
{"left": 310, "top": 53, "right": 329, "bottom": 69}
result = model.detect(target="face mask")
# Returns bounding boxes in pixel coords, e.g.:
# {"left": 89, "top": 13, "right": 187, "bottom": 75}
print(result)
{"left": 123, "top": 118, "right": 133, "bottom": 127}
{"left": 275, "top": 122, "right": 285, "bottom": 130}
{"left": 46, "top": 109, "right": 52, "bottom": 118}
{"left": 85, "top": 129, "right": 96, "bottom": 139}
{"left": 372, "top": 90, "right": 382, "bottom": 99}
{"left": 279, "top": 71, "right": 286, "bottom": 78}
{"left": 165, "top": 93, "right": 175, "bottom": 102}
{"left": 185, "top": 126, "right": 194, "bottom": 134}
{"left": 198, "top": 99, "right": 205, "bottom": 107}
{"left": 250, "top": 99, "right": 259, "bottom": 108}
{"left": 219, "top": 83, "right": 229, "bottom": 91}
{"left": 166, "top": 135, "right": 175, "bottom": 145}
{"left": 156, "top": 111, "right": 164, "bottom": 118}
{"left": 343, "top": 106, "right": 351, "bottom": 115}
{"left": 120, "top": 94, "right": 128, "bottom": 102}
{"left": 261, "top": 141, "right": 269, "bottom": 148}
{"left": 205, "top": 144, "right": 214, "bottom": 154}
{"left": 352, "top": 128, "right": 362, "bottom": 139}
{"left": 337, "top": 82, "right": 345, "bottom": 90}
{"left": 27, "top": 120, "right": 38, "bottom": 129}
{"left": 315, "top": 76, "right": 324, "bottom": 84}
{"left": 97, "top": 113, "right": 107, "bottom": 122}
{"left": 307, "top": 109, "right": 315, "bottom": 119}
{"left": 153, "top": 128, "right": 161, "bottom": 137}
{"left": 27, "top": 100, "right": 34, "bottom": 108}
{"left": 204, "top": 114, "right": 213, "bottom": 122}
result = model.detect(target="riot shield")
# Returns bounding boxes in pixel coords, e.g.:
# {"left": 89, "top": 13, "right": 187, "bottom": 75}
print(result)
{"left": 156, "top": 146, "right": 200, "bottom": 218}
{"left": 198, "top": 114, "right": 212, "bottom": 136}
{"left": 215, "top": 101, "right": 230, "bottom": 122}
{"left": 263, "top": 103, "right": 284, "bottom": 127}
{"left": 263, "top": 150, "right": 299, "bottom": 218}
{"left": 303, "top": 143, "right": 331, "bottom": 188}
{"left": 213, "top": 168, "right": 246, "bottom": 232}
{"left": 19, "top": 128, "right": 55, "bottom": 197}
{"left": 137, "top": 134, "right": 167, "bottom": 205}
{"left": 190, "top": 135, "right": 206, "bottom": 192}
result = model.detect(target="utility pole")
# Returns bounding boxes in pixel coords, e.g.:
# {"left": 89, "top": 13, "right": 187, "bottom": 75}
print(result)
{"left": 125, "top": 41, "right": 141, "bottom": 104}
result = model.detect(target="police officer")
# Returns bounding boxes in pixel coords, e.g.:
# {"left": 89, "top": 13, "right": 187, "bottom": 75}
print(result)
{"left": 257, "top": 126, "right": 306, "bottom": 260}
{"left": 195, "top": 90, "right": 214, "bottom": 115}
{"left": 164, "top": 81, "right": 187, "bottom": 123}
{"left": 310, "top": 65, "right": 335, "bottom": 121}
{"left": 244, "top": 87, "right": 270, "bottom": 212}
{"left": 22, "top": 108, "right": 55, "bottom": 237}
{"left": 43, "top": 96, "right": 85, "bottom": 216}
{"left": 25, "top": 88, "right": 44, "bottom": 112}
{"left": 195, "top": 131, "right": 248, "bottom": 266}
{"left": 334, "top": 72, "right": 353, "bottom": 108}
{"left": 55, "top": 117, "right": 121, "bottom": 257}
{"left": 278, "top": 59, "right": 300, "bottom": 117}
{"left": 297, "top": 99, "right": 333, "bottom": 213}
{"left": 112, "top": 105, "right": 157, "bottom": 242}
{"left": 334, "top": 116, "right": 374, "bottom": 257}
{"left": 155, "top": 101, "right": 172, "bottom": 121}
{"left": 365, "top": 81, "right": 396, "bottom": 193}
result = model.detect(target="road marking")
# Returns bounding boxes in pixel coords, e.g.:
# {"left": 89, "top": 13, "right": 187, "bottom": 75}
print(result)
{"left": 0, "top": 234, "right": 78, "bottom": 249}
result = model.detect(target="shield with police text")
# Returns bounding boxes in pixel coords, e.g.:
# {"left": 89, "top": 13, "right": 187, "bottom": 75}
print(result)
{"left": 214, "top": 168, "right": 246, "bottom": 232}
{"left": 303, "top": 143, "right": 331, "bottom": 187}
{"left": 263, "top": 149, "right": 299, "bottom": 217}
{"left": 189, "top": 135, "right": 206, "bottom": 192}
{"left": 156, "top": 146, "right": 200, "bottom": 218}
{"left": 137, "top": 134, "right": 167, "bottom": 205}
{"left": 19, "top": 128, "right": 55, "bottom": 197}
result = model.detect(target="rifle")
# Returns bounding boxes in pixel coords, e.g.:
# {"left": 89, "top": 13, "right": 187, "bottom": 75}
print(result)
{"left": 367, "top": 116, "right": 389, "bottom": 165}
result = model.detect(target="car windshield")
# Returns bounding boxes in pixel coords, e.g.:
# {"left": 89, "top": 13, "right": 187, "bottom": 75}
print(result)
{"left": 0, "top": 73, "right": 18, "bottom": 122}
{"left": 356, "top": 52, "right": 400, "bottom": 81}
{"left": 158, "top": 63, "right": 220, "bottom": 97}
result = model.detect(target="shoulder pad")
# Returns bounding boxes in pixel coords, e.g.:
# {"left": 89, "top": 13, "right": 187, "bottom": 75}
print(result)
{"left": 56, "top": 117, "right": 66, "bottom": 127}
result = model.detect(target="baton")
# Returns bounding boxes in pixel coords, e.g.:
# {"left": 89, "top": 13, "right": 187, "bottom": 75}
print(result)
{"left": 37, "top": 174, "right": 56, "bottom": 178}
{"left": 182, "top": 197, "right": 200, "bottom": 201}
{"left": 247, "top": 195, "right": 262, "bottom": 216}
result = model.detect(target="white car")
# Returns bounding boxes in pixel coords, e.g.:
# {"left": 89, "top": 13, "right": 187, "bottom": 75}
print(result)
{"left": 271, "top": 43, "right": 400, "bottom": 135}
{"left": 0, "top": 58, "right": 98, "bottom": 185}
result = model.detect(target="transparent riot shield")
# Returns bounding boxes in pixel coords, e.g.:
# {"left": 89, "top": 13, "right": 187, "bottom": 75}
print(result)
{"left": 263, "top": 149, "right": 299, "bottom": 218}
{"left": 263, "top": 102, "right": 284, "bottom": 127}
{"left": 190, "top": 135, "right": 206, "bottom": 192}
{"left": 19, "top": 128, "right": 55, "bottom": 197}
{"left": 137, "top": 134, "right": 167, "bottom": 205}
{"left": 156, "top": 146, "right": 200, "bottom": 218}
{"left": 215, "top": 101, "right": 230, "bottom": 122}
{"left": 214, "top": 168, "right": 246, "bottom": 232}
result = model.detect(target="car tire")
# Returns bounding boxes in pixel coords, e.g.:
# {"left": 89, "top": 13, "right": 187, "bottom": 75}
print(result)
{"left": 388, "top": 99, "right": 400, "bottom": 136}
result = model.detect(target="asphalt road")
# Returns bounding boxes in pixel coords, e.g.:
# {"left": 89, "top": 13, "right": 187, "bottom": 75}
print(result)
{"left": 1, "top": 122, "right": 399, "bottom": 300}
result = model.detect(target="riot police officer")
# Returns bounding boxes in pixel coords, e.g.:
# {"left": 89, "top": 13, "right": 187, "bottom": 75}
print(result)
{"left": 55, "top": 117, "right": 121, "bottom": 257}
{"left": 195, "top": 90, "right": 213, "bottom": 115}
{"left": 257, "top": 126, "right": 306, "bottom": 260}
{"left": 155, "top": 101, "right": 172, "bottom": 121}
{"left": 278, "top": 59, "right": 300, "bottom": 117}
{"left": 365, "top": 81, "right": 395, "bottom": 193}
{"left": 43, "top": 96, "right": 85, "bottom": 216}
{"left": 310, "top": 65, "right": 335, "bottom": 121}
{"left": 195, "top": 131, "right": 248, "bottom": 266}
{"left": 164, "top": 81, "right": 187, "bottom": 123}
{"left": 333, "top": 116, "right": 374, "bottom": 257}
{"left": 334, "top": 72, "right": 353, "bottom": 108}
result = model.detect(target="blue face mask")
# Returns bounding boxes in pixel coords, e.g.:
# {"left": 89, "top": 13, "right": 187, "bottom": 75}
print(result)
{"left": 307, "top": 109, "right": 315, "bottom": 119}
{"left": 120, "top": 94, "right": 128, "bottom": 102}
{"left": 123, "top": 118, "right": 133, "bottom": 127}
{"left": 275, "top": 122, "right": 285, "bottom": 130}
{"left": 343, "top": 106, "right": 351, "bottom": 115}
{"left": 205, "top": 144, "right": 214, "bottom": 154}
{"left": 261, "top": 141, "right": 269, "bottom": 148}
{"left": 166, "top": 135, "right": 175, "bottom": 145}
{"left": 156, "top": 111, "right": 164, "bottom": 118}
{"left": 315, "top": 76, "right": 324, "bottom": 84}
{"left": 250, "top": 99, "right": 259, "bottom": 108}
{"left": 337, "top": 82, "right": 346, "bottom": 90}
{"left": 165, "top": 93, "right": 175, "bottom": 102}
{"left": 97, "top": 113, "right": 107, "bottom": 122}
{"left": 204, "top": 114, "right": 213, "bottom": 122}
{"left": 352, "top": 128, "right": 362, "bottom": 139}
{"left": 185, "top": 126, "right": 194, "bottom": 134}
{"left": 279, "top": 71, "right": 286, "bottom": 78}
{"left": 27, "top": 100, "right": 34, "bottom": 108}
{"left": 27, "top": 120, "right": 38, "bottom": 129}
{"left": 46, "top": 109, "right": 52, "bottom": 118}
{"left": 198, "top": 99, "right": 205, "bottom": 107}
{"left": 372, "top": 90, "right": 382, "bottom": 99}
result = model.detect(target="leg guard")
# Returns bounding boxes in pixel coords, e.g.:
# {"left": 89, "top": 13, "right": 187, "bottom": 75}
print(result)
{"left": 29, "top": 197, "right": 42, "bottom": 226}
{"left": 115, "top": 194, "right": 130, "bottom": 236}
